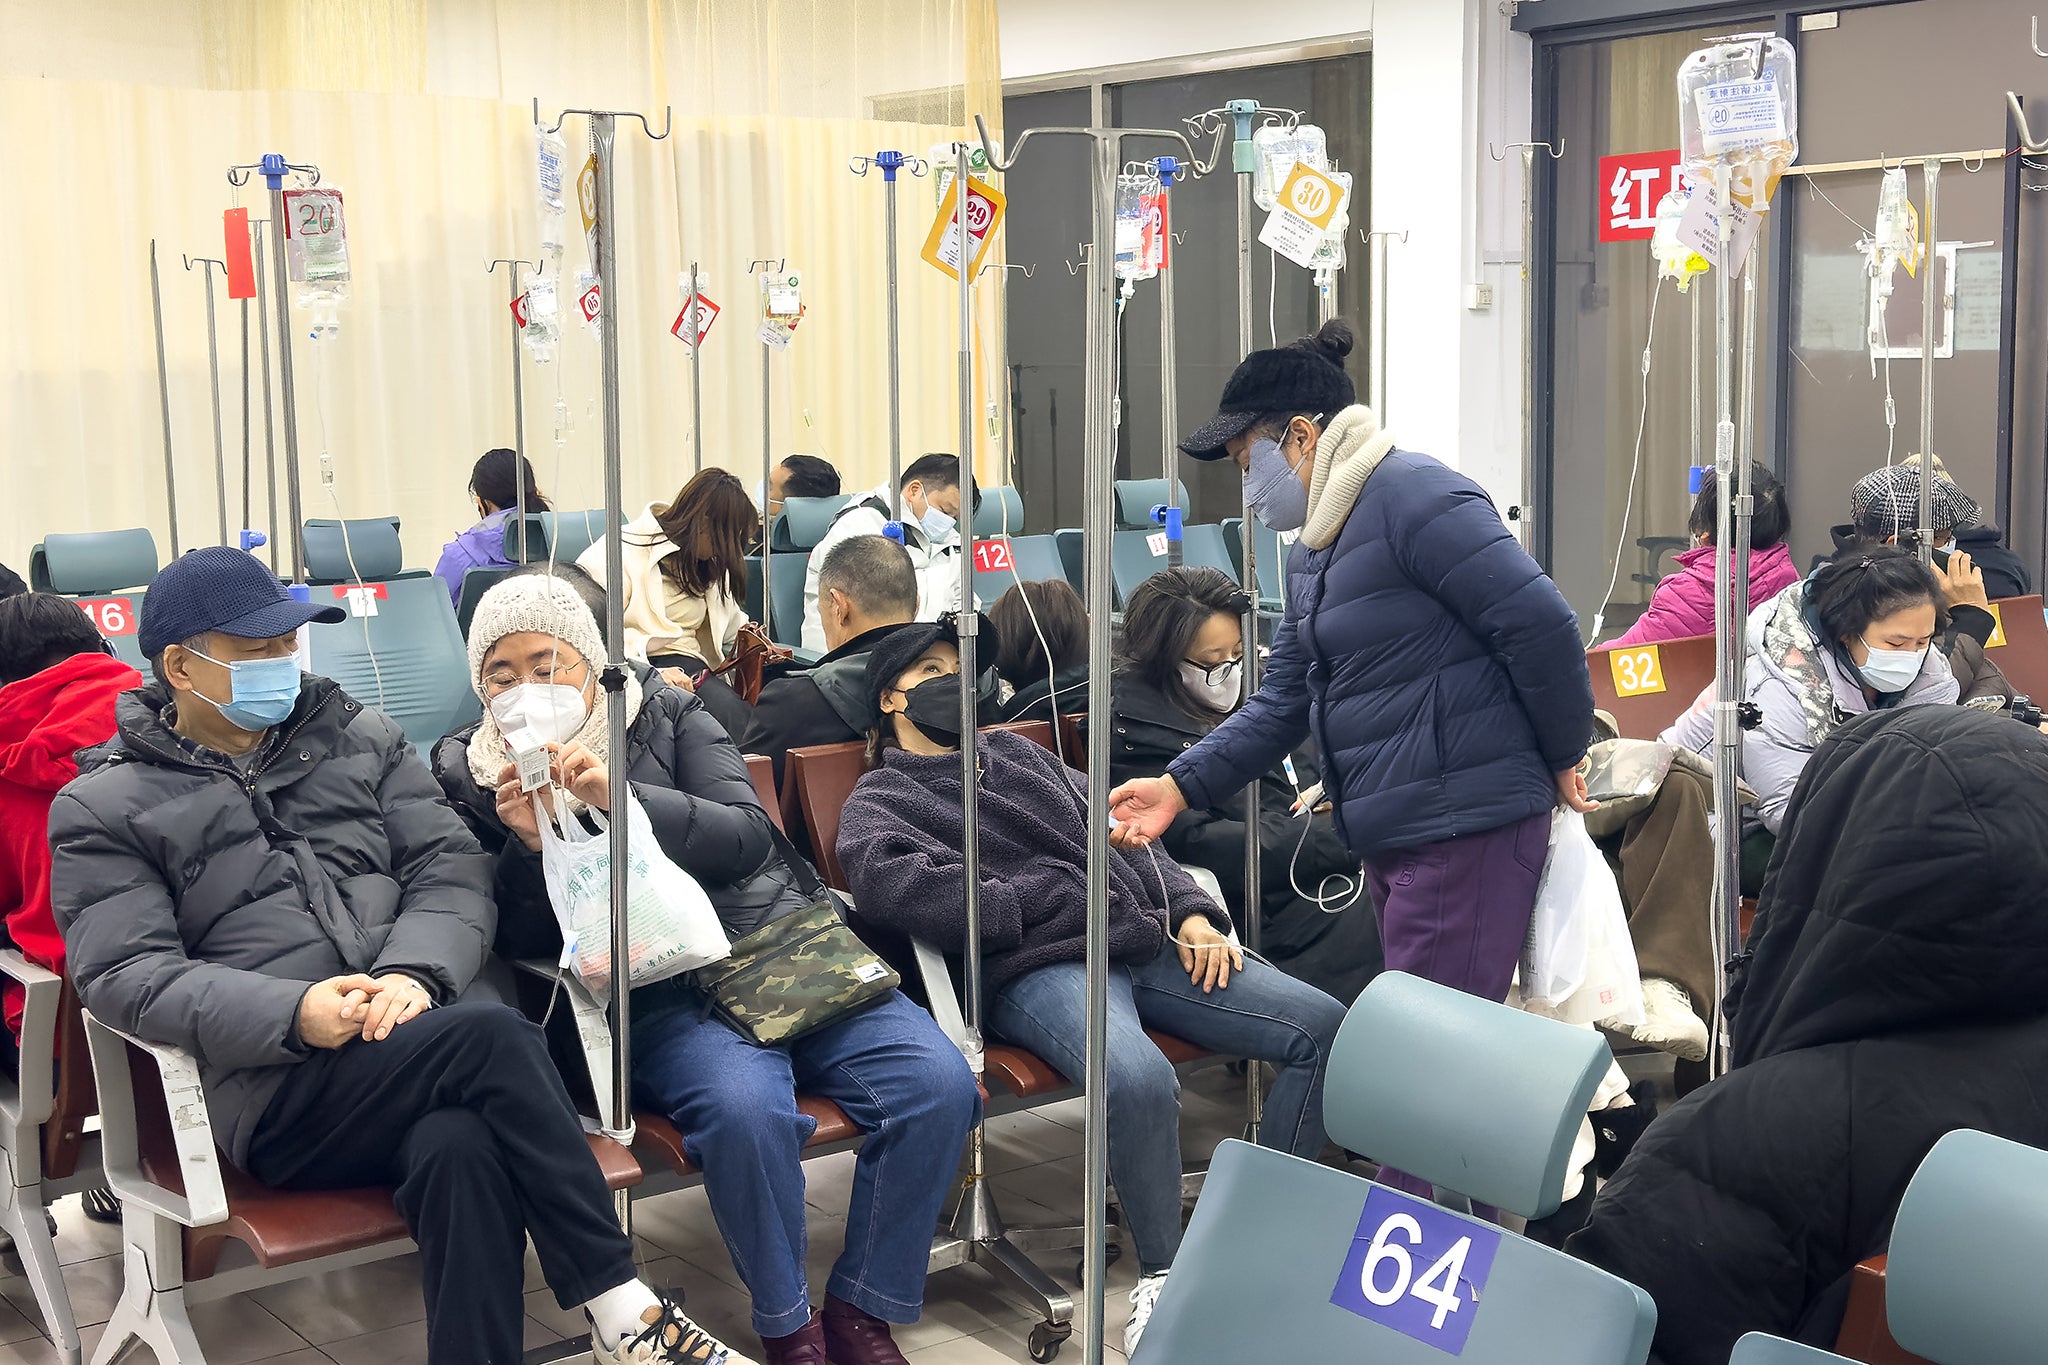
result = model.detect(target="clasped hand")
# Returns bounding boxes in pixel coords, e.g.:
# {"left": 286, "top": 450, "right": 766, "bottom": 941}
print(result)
{"left": 297, "top": 972, "right": 434, "bottom": 1048}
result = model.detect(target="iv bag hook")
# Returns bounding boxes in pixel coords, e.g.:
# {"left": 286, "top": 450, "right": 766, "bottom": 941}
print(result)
{"left": 975, "top": 114, "right": 1221, "bottom": 180}
{"left": 2010, "top": 93, "right": 2048, "bottom": 155}
{"left": 1489, "top": 138, "right": 1566, "bottom": 161}
{"left": 532, "top": 99, "right": 672, "bottom": 140}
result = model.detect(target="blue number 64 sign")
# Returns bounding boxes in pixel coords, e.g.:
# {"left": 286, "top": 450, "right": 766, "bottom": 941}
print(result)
{"left": 1330, "top": 1185, "right": 1502, "bottom": 1354}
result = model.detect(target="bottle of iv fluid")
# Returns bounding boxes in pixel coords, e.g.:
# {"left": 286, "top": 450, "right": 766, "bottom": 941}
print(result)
{"left": 1676, "top": 34, "right": 1798, "bottom": 179}
{"left": 282, "top": 188, "right": 349, "bottom": 340}
{"left": 1252, "top": 123, "right": 1328, "bottom": 211}
{"left": 1114, "top": 172, "right": 1161, "bottom": 283}
{"left": 537, "top": 128, "right": 570, "bottom": 258}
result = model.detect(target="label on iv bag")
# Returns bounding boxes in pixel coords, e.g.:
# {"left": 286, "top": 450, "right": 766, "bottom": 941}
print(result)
{"left": 510, "top": 292, "right": 531, "bottom": 328}
{"left": 281, "top": 189, "right": 349, "bottom": 284}
{"left": 578, "top": 282, "right": 603, "bottom": 323}
{"left": 577, "top": 155, "right": 600, "bottom": 265}
{"left": 762, "top": 270, "right": 803, "bottom": 317}
{"left": 1694, "top": 77, "right": 1787, "bottom": 158}
{"left": 1676, "top": 180, "right": 1764, "bottom": 277}
{"left": 1258, "top": 163, "right": 1349, "bottom": 269}
{"left": 671, "top": 293, "right": 722, "bottom": 347}
{"left": 921, "top": 175, "right": 1007, "bottom": 282}
{"left": 758, "top": 304, "right": 806, "bottom": 351}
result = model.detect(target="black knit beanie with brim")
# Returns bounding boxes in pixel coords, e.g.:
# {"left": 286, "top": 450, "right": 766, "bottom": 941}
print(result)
{"left": 862, "top": 612, "right": 1004, "bottom": 720}
{"left": 1180, "top": 319, "right": 1360, "bottom": 460}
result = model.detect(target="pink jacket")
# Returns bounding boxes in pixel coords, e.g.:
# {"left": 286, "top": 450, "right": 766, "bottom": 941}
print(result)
{"left": 1611, "top": 542, "right": 1799, "bottom": 648}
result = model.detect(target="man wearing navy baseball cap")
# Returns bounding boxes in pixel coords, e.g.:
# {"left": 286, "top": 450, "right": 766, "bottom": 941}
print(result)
{"left": 48, "top": 548, "right": 744, "bottom": 1365}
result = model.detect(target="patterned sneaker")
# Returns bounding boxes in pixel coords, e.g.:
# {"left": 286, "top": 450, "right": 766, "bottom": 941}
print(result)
{"left": 1122, "top": 1270, "right": 1170, "bottom": 1356}
{"left": 592, "top": 1290, "right": 755, "bottom": 1365}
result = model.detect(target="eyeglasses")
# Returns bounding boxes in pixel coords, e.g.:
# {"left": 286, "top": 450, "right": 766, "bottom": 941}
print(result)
{"left": 1183, "top": 657, "right": 1243, "bottom": 686}
{"left": 480, "top": 655, "right": 588, "bottom": 696}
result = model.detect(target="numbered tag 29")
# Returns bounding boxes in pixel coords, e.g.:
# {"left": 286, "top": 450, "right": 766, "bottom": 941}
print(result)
{"left": 1330, "top": 1185, "right": 1501, "bottom": 1353}
{"left": 1606, "top": 644, "right": 1666, "bottom": 697}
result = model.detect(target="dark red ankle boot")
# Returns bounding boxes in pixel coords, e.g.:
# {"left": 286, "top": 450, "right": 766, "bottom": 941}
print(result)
{"left": 760, "top": 1313, "right": 829, "bottom": 1365}
{"left": 820, "top": 1296, "right": 908, "bottom": 1365}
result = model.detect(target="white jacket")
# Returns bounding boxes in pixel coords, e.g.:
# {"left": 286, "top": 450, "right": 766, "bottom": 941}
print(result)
{"left": 578, "top": 504, "right": 747, "bottom": 665}
{"left": 800, "top": 484, "right": 963, "bottom": 653}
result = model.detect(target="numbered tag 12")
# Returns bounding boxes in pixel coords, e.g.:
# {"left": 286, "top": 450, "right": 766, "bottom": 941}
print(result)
{"left": 972, "top": 540, "right": 1014, "bottom": 574}
{"left": 1329, "top": 1185, "right": 1501, "bottom": 1354}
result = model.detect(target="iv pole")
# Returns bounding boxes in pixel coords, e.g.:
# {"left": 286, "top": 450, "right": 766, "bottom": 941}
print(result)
{"left": 1156, "top": 158, "right": 1185, "bottom": 568}
{"left": 977, "top": 112, "right": 1218, "bottom": 1365}
{"left": 750, "top": 259, "right": 791, "bottom": 633}
{"left": 225, "top": 155, "right": 322, "bottom": 584}
{"left": 685, "top": 262, "right": 708, "bottom": 475}
{"left": 1916, "top": 162, "right": 1940, "bottom": 561}
{"left": 184, "top": 256, "right": 231, "bottom": 548}
{"left": 850, "top": 150, "right": 930, "bottom": 518}
{"left": 149, "top": 242, "right": 182, "bottom": 559}
{"left": 253, "top": 218, "right": 280, "bottom": 573}
{"left": 535, "top": 101, "right": 674, "bottom": 1231}
{"left": 488, "top": 258, "right": 538, "bottom": 562}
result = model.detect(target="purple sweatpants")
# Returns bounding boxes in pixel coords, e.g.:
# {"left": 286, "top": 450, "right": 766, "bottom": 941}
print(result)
{"left": 1359, "top": 807, "right": 1552, "bottom": 1206}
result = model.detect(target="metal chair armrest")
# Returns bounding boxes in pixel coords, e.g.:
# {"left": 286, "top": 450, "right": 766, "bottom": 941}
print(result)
{"left": 81, "top": 1011, "right": 229, "bottom": 1228}
{"left": 0, "top": 951, "right": 61, "bottom": 1131}
{"left": 911, "top": 939, "right": 972, "bottom": 1057}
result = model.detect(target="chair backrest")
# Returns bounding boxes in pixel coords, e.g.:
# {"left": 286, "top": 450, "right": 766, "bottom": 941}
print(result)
{"left": 1983, "top": 595, "right": 2048, "bottom": 699}
{"left": 456, "top": 565, "right": 518, "bottom": 637}
{"left": 303, "top": 518, "right": 407, "bottom": 585}
{"left": 972, "top": 485, "right": 1026, "bottom": 537}
{"left": 306, "top": 579, "right": 477, "bottom": 748}
{"left": 788, "top": 741, "right": 870, "bottom": 891}
{"left": 974, "top": 533, "right": 1068, "bottom": 605}
{"left": 1730, "top": 1334, "right": 1855, "bottom": 1364}
{"left": 1887, "top": 1128, "right": 2048, "bottom": 1365}
{"left": 1325, "top": 972, "right": 1609, "bottom": 1219}
{"left": 773, "top": 495, "right": 853, "bottom": 552}
{"left": 743, "top": 754, "right": 785, "bottom": 832}
{"left": 33, "top": 529, "right": 160, "bottom": 594}
{"left": 1129, "top": 1136, "right": 1655, "bottom": 1364}
{"left": 1588, "top": 635, "right": 1716, "bottom": 740}
{"left": 508, "top": 509, "right": 613, "bottom": 567}
{"left": 1113, "top": 479, "right": 1190, "bottom": 530}
{"left": 1052, "top": 528, "right": 1084, "bottom": 590}
{"left": 766, "top": 552, "right": 809, "bottom": 647}
{"left": 1112, "top": 529, "right": 1174, "bottom": 606}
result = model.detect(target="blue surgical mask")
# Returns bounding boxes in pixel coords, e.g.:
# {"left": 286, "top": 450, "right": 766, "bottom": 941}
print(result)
{"left": 1244, "top": 435, "right": 1312, "bottom": 533}
{"left": 189, "top": 648, "right": 303, "bottom": 731}
{"left": 1857, "top": 637, "right": 1926, "bottom": 694}
{"left": 919, "top": 505, "right": 958, "bottom": 542}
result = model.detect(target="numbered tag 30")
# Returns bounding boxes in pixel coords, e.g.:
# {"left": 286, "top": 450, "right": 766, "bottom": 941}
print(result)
{"left": 1330, "top": 1185, "right": 1501, "bottom": 1353}
{"left": 1607, "top": 644, "right": 1666, "bottom": 697}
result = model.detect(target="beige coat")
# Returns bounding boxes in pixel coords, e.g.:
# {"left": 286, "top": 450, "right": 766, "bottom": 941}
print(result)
{"left": 578, "top": 504, "right": 748, "bottom": 665}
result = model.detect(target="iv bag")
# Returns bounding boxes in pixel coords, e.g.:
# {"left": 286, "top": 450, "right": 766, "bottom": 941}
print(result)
{"left": 1115, "top": 170, "right": 1162, "bottom": 283}
{"left": 1252, "top": 123, "right": 1328, "bottom": 212}
{"left": 281, "top": 187, "right": 349, "bottom": 339}
{"left": 932, "top": 139, "right": 999, "bottom": 207}
{"left": 1871, "top": 167, "right": 1920, "bottom": 284}
{"left": 1677, "top": 34, "right": 1798, "bottom": 188}
{"left": 1651, "top": 187, "right": 1710, "bottom": 289}
{"left": 524, "top": 263, "right": 561, "bottom": 364}
{"left": 537, "top": 127, "right": 570, "bottom": 259}
{"left": 1306, "top": 169, "right": 1353, "bottom": 273}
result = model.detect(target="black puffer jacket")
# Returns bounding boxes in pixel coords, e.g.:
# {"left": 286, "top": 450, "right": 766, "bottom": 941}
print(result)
{"left": 49, "top": 679, "right": 495, "bottom": 1167}
{"left": 434, "top": 669, "right": 809, "bottom": 961}
{"left": 1103, "top": 670, "right": 1382, "bottom": 1003}
{"left": 1568, "top": 707, "right": 2048, "bottom": 1365}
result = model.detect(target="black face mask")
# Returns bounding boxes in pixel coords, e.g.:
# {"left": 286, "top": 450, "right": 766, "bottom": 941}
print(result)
{"left": 901, "top": 675, "right": 966, "bottom": 746}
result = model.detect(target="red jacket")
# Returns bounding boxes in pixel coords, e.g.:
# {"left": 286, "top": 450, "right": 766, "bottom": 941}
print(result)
{"left": 0, "top": 653, "right": 140, "bottom": 1039}
{"left": 1610, "top": 542, "right": 1800, "bottom": 649}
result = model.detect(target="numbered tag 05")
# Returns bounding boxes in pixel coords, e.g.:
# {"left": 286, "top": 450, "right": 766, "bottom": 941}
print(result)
{"left": 1607, "top": 644, "right": 1666, "bottom": 697}
{"left": 1330, "top": 1185, "right": 1501, "bottom": 1353}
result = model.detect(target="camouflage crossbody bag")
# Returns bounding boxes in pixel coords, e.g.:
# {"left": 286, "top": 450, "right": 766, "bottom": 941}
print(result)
{"left": 698, "top": 827, "right": 900, "bottom": 1046}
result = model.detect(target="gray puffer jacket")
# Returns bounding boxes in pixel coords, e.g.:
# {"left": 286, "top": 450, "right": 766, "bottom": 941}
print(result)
{"left": 49, "top": 679, "right": 495, "bottom": 1167}
{"left": 432, "top": 669, "right": 810, "bottom": 962}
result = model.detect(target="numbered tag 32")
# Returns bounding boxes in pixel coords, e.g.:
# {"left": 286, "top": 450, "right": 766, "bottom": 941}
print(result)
{"left": 1606, "top": 644, "right": 1666, "bottom": 697}
{"left": 1330, "top": 1185, "right": 1501, "bottom": 1354}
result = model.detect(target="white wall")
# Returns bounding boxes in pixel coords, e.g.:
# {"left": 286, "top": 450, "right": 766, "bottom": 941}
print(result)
{"left": 998, "top": 0, "right": 1535, "bottom": 518}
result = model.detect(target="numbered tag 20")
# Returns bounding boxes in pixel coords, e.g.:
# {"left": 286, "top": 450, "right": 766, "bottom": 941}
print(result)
{"left": 1606, "top": 644, "right": 1666, "bottom": 697}
{"left": 1330, "top": 1185, "right": 1501, "bottom": 1353}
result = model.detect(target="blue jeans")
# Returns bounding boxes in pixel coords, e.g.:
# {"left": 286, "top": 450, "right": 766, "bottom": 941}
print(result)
{"left": 632, "top": 990, "right": 980, "bottom": 1338}
{"left": 989, "top": 949, "right": 1346, "bottom": 1274}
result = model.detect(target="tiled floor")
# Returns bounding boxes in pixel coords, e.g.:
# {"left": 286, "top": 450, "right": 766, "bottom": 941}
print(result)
{"left": 0, "top": 1068, "right": 1263, "bottom": 1365}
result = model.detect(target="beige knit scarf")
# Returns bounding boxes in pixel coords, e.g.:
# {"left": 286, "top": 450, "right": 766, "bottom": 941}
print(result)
{"left": 465, "top": 668, "right": 644, "bottom": 815}
{"left": 1300, "top": 404, "right": 1398, "bottom": 551}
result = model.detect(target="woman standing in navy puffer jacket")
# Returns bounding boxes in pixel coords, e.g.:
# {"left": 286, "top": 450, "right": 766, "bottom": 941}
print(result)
{"left": 1111, "top": 321, "right": 1597, "bottom": 1031}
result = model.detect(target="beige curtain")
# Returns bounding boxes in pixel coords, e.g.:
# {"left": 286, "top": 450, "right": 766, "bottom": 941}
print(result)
{"left": 0, "top": 0, "right": 1005, "bottom": 575}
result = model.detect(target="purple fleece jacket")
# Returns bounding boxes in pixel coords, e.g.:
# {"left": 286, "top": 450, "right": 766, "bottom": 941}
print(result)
{"left": 837, "top": 730, "right": 1230, "bottom": 992}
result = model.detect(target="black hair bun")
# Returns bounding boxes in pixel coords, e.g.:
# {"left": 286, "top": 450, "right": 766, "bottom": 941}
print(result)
{"left": 1291, "top": 318, "right": 1356, "bottom": 365}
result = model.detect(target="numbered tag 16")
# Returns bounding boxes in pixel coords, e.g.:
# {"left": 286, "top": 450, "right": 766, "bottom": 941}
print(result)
{"left": 76, "top": 597, "right": 137, "bottom": 639}
{"left": 1330, "top": 1185, "right": 1501, "bottom": 1353}
{"left": 1606, "top": 644, "right": 1666, "bottom": 697}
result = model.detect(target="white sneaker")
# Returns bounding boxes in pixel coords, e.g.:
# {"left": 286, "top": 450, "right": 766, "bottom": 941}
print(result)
{"left": 591, "top": 1291, "right": 756, "bottom": 1365}
{"left": 1625, "top": 978, "right": 1709, "bottom": 1063}
{"left": 1122, "top": 1270, "right": 1170, "bottom": 1356}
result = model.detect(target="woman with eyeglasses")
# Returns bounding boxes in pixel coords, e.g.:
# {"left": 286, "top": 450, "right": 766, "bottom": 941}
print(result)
{"left": 1108, "top": 568, "right": 1381, "bottom": 1003}
{"left": 434, "top": 571, "right": 978, "bottom": 1365}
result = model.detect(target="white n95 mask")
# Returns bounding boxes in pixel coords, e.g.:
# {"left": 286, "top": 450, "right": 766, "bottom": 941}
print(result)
{"left": 490, "top": 683, "right": 590, "bottom": 746}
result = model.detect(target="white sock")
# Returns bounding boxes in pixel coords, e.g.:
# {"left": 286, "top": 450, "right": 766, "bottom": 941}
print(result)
{"left": 586, "top": 1280, "right": 662, "bottom": 1344}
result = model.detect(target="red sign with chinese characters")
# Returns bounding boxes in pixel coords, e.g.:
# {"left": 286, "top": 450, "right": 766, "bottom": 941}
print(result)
{"left": 1598, "top": 149, "right": 1684, "bottom": 243}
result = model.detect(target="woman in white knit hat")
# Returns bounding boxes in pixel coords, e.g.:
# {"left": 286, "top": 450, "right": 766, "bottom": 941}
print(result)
{"left": 432, "top": 570, "right": 978, "bottom": 1365}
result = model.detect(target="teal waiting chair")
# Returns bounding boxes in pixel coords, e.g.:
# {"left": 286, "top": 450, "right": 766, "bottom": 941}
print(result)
{"left": 504, "top": 509, "right": 613, "bottom": 567}
{"left": 972, "top": 485, "right": 1026, "bottom": 538}
{"left": 1178, "top": 523, "right": 1241, "bottom": 580}
{"left": 1730, "top": 1336, "right": 1853, "bottom": 1363}
{"left": 26, "top": 529, "right": 160, "bottom": 669}
{"left": 302, "top": 518, "right": 430, "bottom": 586}
{"left": 1886, "top": 1128, "right": 2048, "bottom": 1364}
{"left": 772, "top": 495, "right": 852, "bottom": 552}
{"left": 1129, "top": 972, "right": 1654, "bottom": 1364}
{"left": 974, "top": 533, "right": 1067, "bottom": 606}
{"left": 1113, "top": 479, "right": 1189, "bottom": 530}
{"left": 1111, "top": 529, "right": 1173, "bottom": 606}
{"left": 765, "top": 553, "right": 809, "bottom": 648}
{"left": 1052, "top": 528, "right": 1084, "bottom": 592}
{"left": 306, "top": 577, "right": 477, "bottom": 749}
{"left": 455, "top": 565, "right": 518, "bottom": 637}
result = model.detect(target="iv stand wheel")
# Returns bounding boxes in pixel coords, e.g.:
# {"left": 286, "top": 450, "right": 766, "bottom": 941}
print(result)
{"left": 1028, "top": 1319, "right": 1072, "bottom": 1362}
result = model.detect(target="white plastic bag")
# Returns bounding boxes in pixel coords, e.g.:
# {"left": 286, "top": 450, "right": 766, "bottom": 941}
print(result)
{"left": 534, "top": 792, "right": 730, "bottom": 997}
{"left": 1520, "top": 810, "right": 1646, "bottom": 1028}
